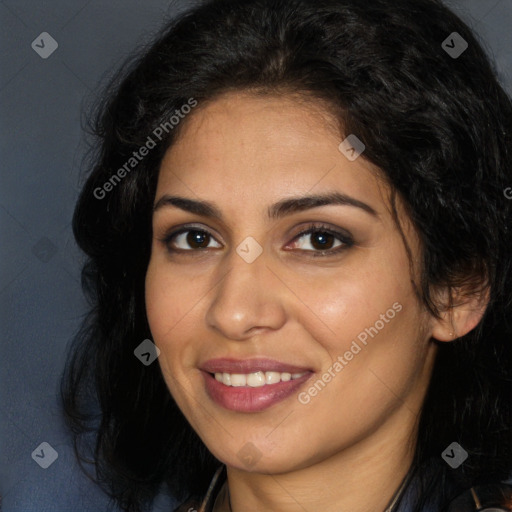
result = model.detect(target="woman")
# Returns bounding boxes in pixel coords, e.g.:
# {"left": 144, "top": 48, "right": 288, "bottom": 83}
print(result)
{"left": 61, "top": 0, "right": 512, "bottom": 510}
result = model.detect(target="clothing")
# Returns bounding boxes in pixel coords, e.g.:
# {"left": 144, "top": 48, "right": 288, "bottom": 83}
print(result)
{"left": 172, "top": 465, "right": 228, "bottom": 512}
{"left": 173, "top": 460, "right": 512, "bottom": 512}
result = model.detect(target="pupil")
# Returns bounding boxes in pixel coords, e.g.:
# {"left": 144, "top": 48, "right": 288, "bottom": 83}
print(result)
{"left": 187, "top": 230, "right": 209, "bottom": 248}
{"left": 312, "top": 232, "right": 333, "bottom": 250}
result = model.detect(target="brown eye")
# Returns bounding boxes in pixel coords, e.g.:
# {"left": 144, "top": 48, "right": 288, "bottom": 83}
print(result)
{"left": 186, "top": 230, "right": 210, "bottom": 248}
{"left": 309, "top": 231, "right": 336, "bottom": 250}
{"left": 288, "top": 224, "right": 354, "bottom": 257}
{"left": 163, "top": 228, "right": 222, "bottom": 252}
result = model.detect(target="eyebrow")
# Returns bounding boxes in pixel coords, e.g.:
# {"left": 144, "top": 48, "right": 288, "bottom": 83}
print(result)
{"left": 153, "top": 192, "right": 378, "bottom": 219}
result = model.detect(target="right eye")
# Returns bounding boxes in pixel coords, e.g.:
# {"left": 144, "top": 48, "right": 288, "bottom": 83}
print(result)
{"left": 161, "top": 226, "right": 222, "bottom": 252}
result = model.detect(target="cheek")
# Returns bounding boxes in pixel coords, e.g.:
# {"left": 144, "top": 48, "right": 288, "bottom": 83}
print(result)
{"left": 145, "top": 267, "right": 174, "bottom": 342}
{"left": 298, "top": 261, "right": 425, "bottom": 414}
{"left": 145, "top": 264, "right": 196, "bottom": 408}
{"left": 145, "top": 262, "right": 189, "bottom": 365}
{"left": 294, "top": 262, "right": 410, "bottom": 355}
{"left": 145, "top": 256, "right": 200, "bottom": 341}
{"left": 145, "top": 257, "right": 214, "bottom": 389}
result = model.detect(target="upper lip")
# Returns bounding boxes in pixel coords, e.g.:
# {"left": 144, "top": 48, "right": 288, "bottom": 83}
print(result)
{"left": 200, "top": 358, "right": 313, "bottom": 374}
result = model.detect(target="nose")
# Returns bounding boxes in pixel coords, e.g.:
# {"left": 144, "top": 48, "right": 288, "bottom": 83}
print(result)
{"left": 204, "top": 247, "right": 287, "bottom": 341}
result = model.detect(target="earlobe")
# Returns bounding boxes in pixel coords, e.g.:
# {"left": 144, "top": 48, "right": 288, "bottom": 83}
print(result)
{"left": 430, "top": 285, "right": 490, "bottom": 342}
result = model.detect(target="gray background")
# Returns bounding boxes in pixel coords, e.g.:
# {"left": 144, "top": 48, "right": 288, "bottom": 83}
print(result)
{"left": 1, "top": 1, "right": 511, "bottom": 511}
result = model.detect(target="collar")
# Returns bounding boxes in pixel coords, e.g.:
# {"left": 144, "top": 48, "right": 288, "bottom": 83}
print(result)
{"left": 173, "top": 465, "right": 228, "bottom": 512}
{"left": 207, "top": 465, "right": 229, "bottom": 512}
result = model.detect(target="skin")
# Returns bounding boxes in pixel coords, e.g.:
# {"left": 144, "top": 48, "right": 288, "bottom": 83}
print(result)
{"left": 145, "top": 91, "right": 487, "bottom": 512}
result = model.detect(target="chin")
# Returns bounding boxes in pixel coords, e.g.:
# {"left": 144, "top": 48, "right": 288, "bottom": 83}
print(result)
{"left": 211, "top": 438, "right": 316, "bottom": 475}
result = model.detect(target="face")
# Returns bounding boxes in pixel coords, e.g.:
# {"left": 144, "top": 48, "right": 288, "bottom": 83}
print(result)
{"left": 145, "top": 91, "right": 437, "bottom": 474}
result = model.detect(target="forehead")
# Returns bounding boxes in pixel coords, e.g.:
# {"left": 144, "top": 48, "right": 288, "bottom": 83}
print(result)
{"left": 156, "top": 91, "right": 391, "bottom": 217}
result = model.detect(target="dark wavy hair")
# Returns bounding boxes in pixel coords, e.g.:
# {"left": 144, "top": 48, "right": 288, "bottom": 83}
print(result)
{"left": 60, "top": 0, "right": 512, "bottom": 510}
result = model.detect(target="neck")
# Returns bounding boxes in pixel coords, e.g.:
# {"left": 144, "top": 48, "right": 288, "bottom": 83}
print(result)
{"left": 226, "top": 403, "right": 419, "bottom": 512}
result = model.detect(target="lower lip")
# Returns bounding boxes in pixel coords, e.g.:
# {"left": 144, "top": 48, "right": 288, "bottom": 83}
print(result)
{"left": 201, "top": 371, "right": 313, "bottom": 412}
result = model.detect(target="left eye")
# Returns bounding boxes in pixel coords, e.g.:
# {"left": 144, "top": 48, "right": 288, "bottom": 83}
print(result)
{"left": 288, "top": 225, "right": 353, "bottom": 255}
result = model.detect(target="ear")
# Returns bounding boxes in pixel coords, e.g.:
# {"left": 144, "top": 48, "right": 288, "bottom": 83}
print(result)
{"left": 430, "top": 284, "right": 490, "bottom": 342}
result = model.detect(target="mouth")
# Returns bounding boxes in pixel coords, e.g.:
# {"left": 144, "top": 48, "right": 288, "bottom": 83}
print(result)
{"left": 200, "top": 358, "right": 314, "bottom": 412}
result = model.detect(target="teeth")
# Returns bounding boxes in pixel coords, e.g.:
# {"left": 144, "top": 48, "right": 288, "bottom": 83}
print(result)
{"left": 265, "top": 371, "right": 281, "bottom": 384}
{"left": 230, "top": 374, "right": 246, "bottom": 387}
{"left": 247, "top": 371, "right": 265, "bottom": 387}
{"left": 213, "top": 370, "right": 308, "bottom": 386}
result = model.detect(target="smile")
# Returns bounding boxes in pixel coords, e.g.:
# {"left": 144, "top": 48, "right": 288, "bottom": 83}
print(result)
{"left": 200, "top": 358, "right": 314, "bottom": 412}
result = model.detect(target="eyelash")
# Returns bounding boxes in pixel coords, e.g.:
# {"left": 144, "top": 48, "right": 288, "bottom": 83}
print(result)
{"left": 159, "top": 222, "right": 354, "bottom": 258}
